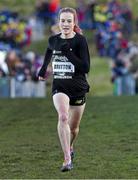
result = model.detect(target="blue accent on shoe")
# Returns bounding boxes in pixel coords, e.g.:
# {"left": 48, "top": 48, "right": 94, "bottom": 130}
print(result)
{"left": 71, "top": 151, "right": 75, "bottom": 161}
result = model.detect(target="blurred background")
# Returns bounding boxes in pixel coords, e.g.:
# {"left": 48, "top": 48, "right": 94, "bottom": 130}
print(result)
{"left": 1, "top": 0, "right": 138, "bottom": 97}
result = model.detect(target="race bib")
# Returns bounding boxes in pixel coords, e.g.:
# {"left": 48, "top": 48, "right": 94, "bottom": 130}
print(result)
{"left": 52, "top": 61, "right": 74, "bottom": 79}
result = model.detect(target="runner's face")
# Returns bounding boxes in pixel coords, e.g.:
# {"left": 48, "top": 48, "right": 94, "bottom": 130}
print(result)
{"left": 59, "top": 12, "right": 75, "bottom": 36}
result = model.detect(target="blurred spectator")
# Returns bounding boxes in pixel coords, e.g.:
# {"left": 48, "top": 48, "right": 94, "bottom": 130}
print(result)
{"left": 111, "top": 49, "right": 136, "bottom": 95}
{"left": 91, "top": 0, "right": 137, "bottom": 95}
{"left": 88, "top": 0, "right": 97, "bottom": 29}
{"left": 121, "top": 2, "right": 133, "bottom": 38}
{"left": 0, "top": 50, "right": 9, "bottom": 76}
{"left": 0, "top": 10, "right": 32, "bottom": 50}
{"left": 35, "top": 0, "right": 60, "bottom": 26}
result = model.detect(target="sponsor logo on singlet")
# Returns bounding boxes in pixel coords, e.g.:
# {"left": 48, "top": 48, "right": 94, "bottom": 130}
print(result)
{"left": 53, "top": 50, "right": 62, "bottom": 54}
{"left": 75, "top": 99, "right": 83, "bottom": 104}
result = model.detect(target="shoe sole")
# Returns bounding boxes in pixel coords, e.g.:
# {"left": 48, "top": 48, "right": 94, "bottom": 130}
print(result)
{"left": 61, "top": 163, "right": 73, "bottom": 172}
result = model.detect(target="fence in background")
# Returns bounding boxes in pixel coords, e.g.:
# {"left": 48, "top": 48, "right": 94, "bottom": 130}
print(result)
{"left": 0, "top": 77, "right": 46, "bottom": 98}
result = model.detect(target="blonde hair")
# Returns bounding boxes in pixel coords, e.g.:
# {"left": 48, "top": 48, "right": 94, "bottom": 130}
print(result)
{"left": 58, "top": 7, "right": 82, "bottom": 34}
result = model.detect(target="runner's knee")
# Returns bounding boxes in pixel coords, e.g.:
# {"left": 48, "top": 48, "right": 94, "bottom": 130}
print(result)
{"left": 58, "top": 113, "right": 68, "bottom": 123}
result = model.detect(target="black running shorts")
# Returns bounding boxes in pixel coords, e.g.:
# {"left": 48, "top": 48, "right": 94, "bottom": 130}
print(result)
{"left": 52, "top": 89, "right": 86, "bottom": 106}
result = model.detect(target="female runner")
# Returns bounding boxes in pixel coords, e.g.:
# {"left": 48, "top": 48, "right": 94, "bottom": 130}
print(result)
{"left": 38, "top": 7, "right": 90, "bottom": 172}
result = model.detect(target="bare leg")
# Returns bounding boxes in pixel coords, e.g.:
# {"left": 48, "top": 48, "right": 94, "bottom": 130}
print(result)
{"left": 69, "top": 104, "right": 86, "bottom": 150}
{"left": 53, "top": 93, "right": 71, "bottom": 163}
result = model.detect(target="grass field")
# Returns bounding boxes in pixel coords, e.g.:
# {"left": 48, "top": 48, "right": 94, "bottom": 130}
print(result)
{"left": 0, "top": 96, "right": 137, "bottom": 179}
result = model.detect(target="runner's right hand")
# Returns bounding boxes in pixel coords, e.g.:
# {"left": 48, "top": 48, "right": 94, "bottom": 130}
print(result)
{"left": 38, "top": 76, "right": 46, "bottom": 81}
